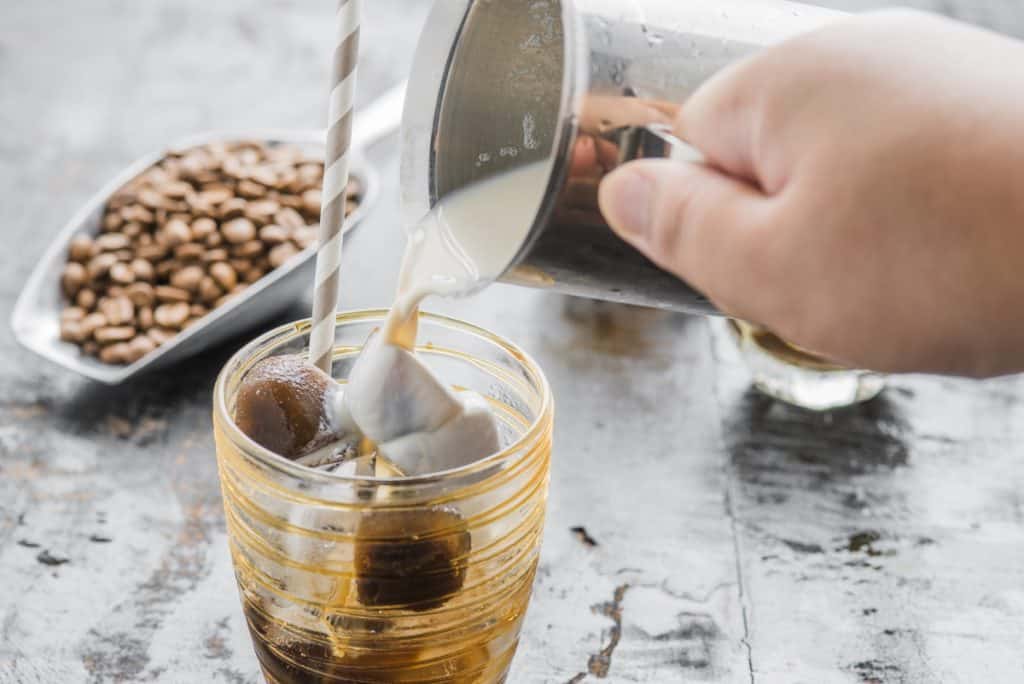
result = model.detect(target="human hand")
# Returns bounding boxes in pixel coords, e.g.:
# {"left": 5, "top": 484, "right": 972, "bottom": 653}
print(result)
{"left": 599, "top": 10, "right": 1024, "bottom": 378}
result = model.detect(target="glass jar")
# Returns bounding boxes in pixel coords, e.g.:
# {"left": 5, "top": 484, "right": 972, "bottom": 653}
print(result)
{"left": 213, "top": 310, "right": 553, "bottom": 683}
{"left": 728, "top": 320, "right": 886, "bottom": 411}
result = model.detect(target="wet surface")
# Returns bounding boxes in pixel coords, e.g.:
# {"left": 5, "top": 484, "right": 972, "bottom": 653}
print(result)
{"left": 3, "top": 0, "right": 1024, "bottom": 682}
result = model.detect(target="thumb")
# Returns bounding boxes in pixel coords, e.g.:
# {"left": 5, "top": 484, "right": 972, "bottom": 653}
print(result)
{"left": 598, "top": 159, "right": 776, "bottom": 321}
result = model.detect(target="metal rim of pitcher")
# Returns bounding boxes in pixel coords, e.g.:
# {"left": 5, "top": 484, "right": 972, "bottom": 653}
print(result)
{"left": 400, "top": 0, "right": 583, "bottom": 284}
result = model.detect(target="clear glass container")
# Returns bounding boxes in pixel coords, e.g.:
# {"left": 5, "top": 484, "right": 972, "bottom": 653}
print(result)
{"left": 213, "top": 310, "right": 553, "bottom": 683}
{"left": 728, "top": 320, "right": 886, "bottom": 411}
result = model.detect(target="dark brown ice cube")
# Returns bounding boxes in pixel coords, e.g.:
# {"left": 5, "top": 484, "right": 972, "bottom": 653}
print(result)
{"left": 354, "top": 506, "right": 471, "bottom": 611}
{"left": 234, "top": 355, "right": 341, "bottom": 460}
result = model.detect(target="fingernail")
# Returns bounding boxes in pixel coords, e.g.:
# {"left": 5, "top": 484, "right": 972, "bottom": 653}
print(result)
{"left": 599, "top": 166, "right": 653, "bottom": 241}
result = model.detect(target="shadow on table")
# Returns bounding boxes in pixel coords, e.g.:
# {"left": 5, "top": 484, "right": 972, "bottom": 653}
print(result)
{"left": 553, "top": 295, "right": 703, "bottom": 359}
{"left": 724, "top": 389, "right": 911, "bottom": 489}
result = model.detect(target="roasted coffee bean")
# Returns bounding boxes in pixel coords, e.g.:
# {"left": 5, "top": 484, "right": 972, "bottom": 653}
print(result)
{"left": 130, "top": 258, "right": 155, "bottom": 283}
{"left": 301, "top": 189, "right": 322, "bottom": 216}
{"left": 292, "top": 227, "right": 318, "bottom": 250}
{"left": 80, "top": 313, "right": 107, "bottom": 340}
{"left": 94, "top": 326, "right": 136, "bottom": 344}
{"left": 61, "top": 307, "right": 86, "bottom": 324}
{"left": 82, "top": 341, "right": 100, "bottom": 357}
{"left": 62, "top": 263, "right": 88, "bottom": 297}
{"left": 96, "top": 233, "right": 131, "bottom": 252}
{"left": 100, "top": 342, "right": 132, "bottom": 364}
{"left": 222, "top": 218, "right": 256, "bottom": 244}
{"left": 198, "top": 188, "right": 233, "bottom": 206}
{"left": 190, "top": 217, "right": 217, "bottom": 241}
{"left": 232, "top": 240, "right": 265, "bottom": 258}
{"left": 162, "top": 181, "right": 193, "bottom": 200}
{"left": 278, "top": 194, "right": 304, "bottom": 211}
{"left": 125, "top": 335, "right": 157, "bottom": 363}
{"left": 209, "top": 262, "right": 238, "bottom": 292}
{"left": 138, "top": 189, "right": 166, "bottom": 210}
{"left": 214, "top": 293, "right": 235, "bottom": 308}
{"left": 198, "top": 276, "right": 223, "bottom": 304}
{"left": 154, "top": 285, "right": 191, "bottom": 303}
{"left": 121, "top": 221, "right": 143, "bottom": 238}
{"left": 274, "top": 207, "right": 305, "bottom": 232}
{"left": 228, "top": 258, "right": 252, "bottom": 273}
{"left": 249, "top": 167, "right": 277, "bottom": 188}
{"left": 126, "top": 282, "right": 155, "bottom": 308}
{"left": 154, "top": 302, "right": 190, "bottom": 329}
{"left": 60, "top": 320, "right": 83, "bottom": 343}
{"left": 162, "top": 219, "right": 192, "bottom": 246}
{"left": 201, "top": 182, "right": 233, "bottom": 195}
{"left": 137, "top": 244, "right": 169, "bottom": 261}
{"left": 171, "top": 265, "right": 204, "bottom": 293}
{"left": 99, "top": 296, "right": 134, "bottom": 326}
{"left": 68, "top": 235, "right": 95, "bottom": 262}
{"left": 268, "top": 242, "right": 299, "bottom": 269}
{"left": 189, "top": 304, "right": 208, "bottom": 319}
{"left": 174, "top": 243, "right": 205, "bottom": 261}
{"left": 109, "top": 262, "right": 135, "bottom": 285}
{"left": 237, "top": 180, "right": 267, "bottom": 199}
{"left": 244, "top": 200, "right": 279, "bottom": 224}
{"left": 86, "top": 253, "right": 118, "bottom": 281}
{"left": 147, "top": 328, "right": 177, "bottom": 346}
{"left": 297, "top": 163, "right": 322, "bottom": 186}
{"left": 76, "top": 288, "right": 97, "bottom": 310}
{"left": 259, "top": 224, "right": 289, "bottom": 245}
{"left": 137, "top": 306, "right": 154, "bottom": 330}
{"left": 201, "top": 248, "right": 229, "bottom": 264}
{"left": 243, "top": 266, "right": 267, "bottom": 284}
{"left": 218, "top": 198, "right": 248, "bottom": 220}
{"left": 156, "top": 259, "right": 183, "bottom": 279}
{"left": 205, "top": 231, "right": 224, "bottom": 248}
{"left": 101, "top": 213, "right": 123, "bottom": 233}
{"left": 121, "top": 205, "right": 155, "bottom": 224}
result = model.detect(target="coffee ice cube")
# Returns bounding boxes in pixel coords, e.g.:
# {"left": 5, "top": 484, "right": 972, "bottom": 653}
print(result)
{"left": 378, "top": 391, "right": 501, "bottom": 475}
{"left": 345, "top": 332, "right": 462, "bottom": 443}
{"left": 235, "top": 355, "right": 356, "bottom": 461}
{"left": 354, "top": 505, "right": 470, "bottom": 610}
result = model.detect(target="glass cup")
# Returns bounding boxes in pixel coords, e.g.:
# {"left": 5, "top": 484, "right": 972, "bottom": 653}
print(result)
{"left": 213, "top": 310, "right": 553, "bottom": 683}
{"left": 728, "top": 320, "right": 886, "bottom": 411}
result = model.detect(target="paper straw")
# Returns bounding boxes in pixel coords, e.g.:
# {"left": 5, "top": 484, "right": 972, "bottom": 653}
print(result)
{"left": 309, "top": 0, "right": 361, "bottom": 373}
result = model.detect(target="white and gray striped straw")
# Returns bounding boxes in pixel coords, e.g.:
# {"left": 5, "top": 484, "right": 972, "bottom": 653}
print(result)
{"left": 309, "top": 0, "right": 361, "bottom": 374}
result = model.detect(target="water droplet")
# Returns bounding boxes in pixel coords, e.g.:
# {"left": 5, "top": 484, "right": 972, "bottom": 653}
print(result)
{"left": 522, "top": 113, "right": 539, "bottom": 150}
{"left": 641, "top": 24, "right": 664, "bottom": 47}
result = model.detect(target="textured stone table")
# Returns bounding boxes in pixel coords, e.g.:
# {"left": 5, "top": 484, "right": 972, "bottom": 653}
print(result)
{"left": 2, "top": 1, "right": 1023, "bottom": 682}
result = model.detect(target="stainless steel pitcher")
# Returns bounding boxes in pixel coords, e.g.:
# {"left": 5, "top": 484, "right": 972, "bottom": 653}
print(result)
{"left": 401, "top": 0, "right": 842, "bottom": 314}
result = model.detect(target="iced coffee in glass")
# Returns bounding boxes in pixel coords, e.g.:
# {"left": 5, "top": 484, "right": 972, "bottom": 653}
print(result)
{"left": 213, "top": 310, "right": 552, "bottom": 683}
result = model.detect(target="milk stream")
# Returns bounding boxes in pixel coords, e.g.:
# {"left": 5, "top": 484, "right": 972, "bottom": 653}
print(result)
{"left": 382, "top": 162, "right": 549, "bottom": 347}
{"left": 326, "top": 162, "right": 548, "bottom": 480}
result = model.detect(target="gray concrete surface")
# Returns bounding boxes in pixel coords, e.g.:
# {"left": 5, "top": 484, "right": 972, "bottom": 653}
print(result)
{"left": 2, "top": 1, "right": 1023, "bottom": 682}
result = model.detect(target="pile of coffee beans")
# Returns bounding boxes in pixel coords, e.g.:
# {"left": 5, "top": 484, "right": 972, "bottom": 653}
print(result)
{"left": 59, "top": 140, "right": 362, "bottom": 365}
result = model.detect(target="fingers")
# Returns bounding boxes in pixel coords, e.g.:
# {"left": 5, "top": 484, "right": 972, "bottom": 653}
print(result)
{"left": 677, "top": 59, "right": 766, "bottom": 187}
{"left": 598, "top": 159, "right": 781, "bottom": 323}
